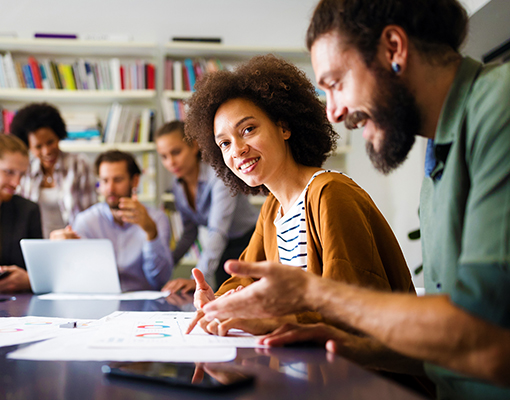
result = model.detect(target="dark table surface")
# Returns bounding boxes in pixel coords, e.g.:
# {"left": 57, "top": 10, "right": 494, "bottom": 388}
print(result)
{"left": 0, "top": 293, "right": 425, "bottom": 400}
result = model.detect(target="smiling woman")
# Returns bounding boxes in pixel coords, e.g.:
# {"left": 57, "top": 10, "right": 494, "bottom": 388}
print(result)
{"left": 185, "top": 55, "right": 415, "bottom": 337}
{"left": 10, "top": 103, "right": 97, "bottom": 238}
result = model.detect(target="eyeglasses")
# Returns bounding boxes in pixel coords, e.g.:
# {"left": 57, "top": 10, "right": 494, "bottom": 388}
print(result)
{"left": 0, "top": 169, "right": 25, "bottom": 179}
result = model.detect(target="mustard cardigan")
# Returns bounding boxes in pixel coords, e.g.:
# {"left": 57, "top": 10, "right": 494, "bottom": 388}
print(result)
{"left": 216, "top": 172, "right": 414, "bottom": 323}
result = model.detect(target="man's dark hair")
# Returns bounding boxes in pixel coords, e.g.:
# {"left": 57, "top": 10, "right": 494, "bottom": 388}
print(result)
{"left": 10, "top": 103, "right": 67, "bottom": 146}
{"left": 185, "top": 54, "right": 338, "bottom": 195}
{"left": 94, "top": 150, "right": 141, "bottom": 178}
{"left": 306, "top": 0, "right": 468, "bottom": 65}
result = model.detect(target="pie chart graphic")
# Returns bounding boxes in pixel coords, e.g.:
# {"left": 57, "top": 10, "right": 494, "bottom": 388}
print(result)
{"left": 137, "top": 324, "right": 170, "bottom": 329}
{"left": 136, "top": 333, "right": 171, "bottom": 338}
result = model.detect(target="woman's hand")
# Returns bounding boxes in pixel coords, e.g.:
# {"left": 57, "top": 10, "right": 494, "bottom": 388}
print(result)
{"left": 185, "top": 269, "right": 218, "bottom": 334}
{"left": 199, "top": 315, "right": 297, "bottom": 337}
{"left": 186, "top": 271, "right": 244, "bottom": 334}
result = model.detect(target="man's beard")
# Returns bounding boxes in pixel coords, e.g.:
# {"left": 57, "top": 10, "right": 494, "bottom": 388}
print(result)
{"left": 345, "top": 65, "right": 421, "bottom": 175}
{"left": 106, "top": 187, "right": 132, "bottom": 210}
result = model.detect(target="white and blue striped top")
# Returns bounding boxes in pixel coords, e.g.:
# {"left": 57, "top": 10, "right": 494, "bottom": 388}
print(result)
{"left": 274, "top": 170, "right": 339, "bottom": 270}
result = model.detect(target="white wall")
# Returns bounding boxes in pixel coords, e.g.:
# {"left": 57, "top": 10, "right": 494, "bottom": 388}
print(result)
{"left": 0, "top": 0, "right": 317, "bottom": 47}
{"left": 1, "top": 0, "right": 503, "bottom": 287}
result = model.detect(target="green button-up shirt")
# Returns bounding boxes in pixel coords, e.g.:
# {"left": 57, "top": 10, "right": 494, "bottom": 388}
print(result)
{"left": 420, "top": 57, "right": 510, "bottom": 399}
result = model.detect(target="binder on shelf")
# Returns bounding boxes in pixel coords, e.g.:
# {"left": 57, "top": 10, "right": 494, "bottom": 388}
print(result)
{"left": 39, "top": 63, "right": 51, "bottom": 90}
{"left": 172, "top": 60, "right": 183, "bottom": 92}
{"left": 183, "top": 58, "right": 196, "bottom": 91}
{"left": 164, "top": 58, "right": 173, "bottom": 90}
{"left": 14, "top": 62, "right": 25, "bottom": 88}
{"left": 109, "top": 58, "right": 122, "bottom": 91}
{"left": 0, "top": 55, "right": 7, "bottom": 88}
{"left": 146, "top": 63, "right": 155, "bottom": 90}
{"left": 28, "top": 57, "right": 43, "bottom": 89}
{"left": 22, "top": 64, "right": 35, "bottom": 89}
{"left": 3, "top": 52, "right": 19, "bottom": 88}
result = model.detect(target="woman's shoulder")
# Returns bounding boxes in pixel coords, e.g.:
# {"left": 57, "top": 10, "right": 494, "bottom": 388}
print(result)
{"left": 307, "top": 171, "right": 371, "bottom": 204}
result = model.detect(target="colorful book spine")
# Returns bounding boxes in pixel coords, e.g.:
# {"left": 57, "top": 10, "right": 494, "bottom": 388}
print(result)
{"left": 28, "top": 57, "right": 43, "bottom": 89}
{"left": 22, "top": 64, "right": 35, "bottom": 89}
{"left": 183, "top": 58, "right": 196, "bottom": 91}
{"left": 146, "top": 63, "right": 155, "bottom": 90}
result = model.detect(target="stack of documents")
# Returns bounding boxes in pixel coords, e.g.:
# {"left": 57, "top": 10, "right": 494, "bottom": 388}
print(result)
{"left": 3, "top": 311, "right": 267, "bottom": 363}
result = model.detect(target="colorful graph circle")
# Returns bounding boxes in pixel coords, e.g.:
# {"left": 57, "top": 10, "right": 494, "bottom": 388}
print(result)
{"left": 136, "top": 333, "right": 171, "bottom": 338}
{"left": 137, "top": 325, "right": 170, "bottom": 329}
{"left": 0, "top": 328, "right": 23, "bottom": 333}
{"left": 25, "top": 322, "right": 53, "bottom": 325}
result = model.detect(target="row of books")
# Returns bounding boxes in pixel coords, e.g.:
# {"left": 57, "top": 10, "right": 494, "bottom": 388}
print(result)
{"left": 161, "top": 98, "right": 187, "bottom": 122}
{"left": 103, "top": 103, "right": 155, "bottom": 144}
{"left": 164, "top": 58, "right": 225, "bottom": 92}
{"left": 0, "top": 52, "right": 156, "bottom": 91}
{"left": 61, "top": 111, "right": 101, "bottom": 142}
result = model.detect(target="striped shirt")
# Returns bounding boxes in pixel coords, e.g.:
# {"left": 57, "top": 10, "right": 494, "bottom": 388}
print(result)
{"left": 274, "top": 170, "right": 338, "bottom": 270}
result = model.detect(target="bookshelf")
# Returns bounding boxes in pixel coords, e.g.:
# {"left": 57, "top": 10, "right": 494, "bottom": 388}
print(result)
{"left": 0, "top": 39, "right": 351, "bottom": 208}
{"left": 0, "top": 38, "right": 160, "bottom": 204}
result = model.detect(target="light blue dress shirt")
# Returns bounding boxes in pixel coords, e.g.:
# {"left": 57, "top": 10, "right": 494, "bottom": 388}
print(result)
{"left": 172, "top": 162, "right": 258, "bottom": 284}
{"left": 72, "top": 202, "right": 173, "bottom": 292}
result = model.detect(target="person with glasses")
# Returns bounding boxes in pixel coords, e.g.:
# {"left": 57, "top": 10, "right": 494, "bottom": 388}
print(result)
{"left": 0, "top": 134, "right": 42, "bottom": 293}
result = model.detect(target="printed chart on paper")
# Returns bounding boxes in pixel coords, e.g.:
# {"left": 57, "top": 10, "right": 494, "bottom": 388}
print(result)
{"left": 89, "top": 311, "right": 265, "bottom": 348}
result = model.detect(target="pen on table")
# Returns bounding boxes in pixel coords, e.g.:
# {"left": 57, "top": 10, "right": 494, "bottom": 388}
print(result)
{"left": 0, "top": 296, "right": 16, "bottom": 303}
{"left": 59, "top": 321, "right": 78, "bottom": 329}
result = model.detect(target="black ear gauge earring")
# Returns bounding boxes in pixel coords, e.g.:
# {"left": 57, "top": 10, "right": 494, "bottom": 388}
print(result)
{"left": 391, "top": 62, "right": 401, "bottom": 74}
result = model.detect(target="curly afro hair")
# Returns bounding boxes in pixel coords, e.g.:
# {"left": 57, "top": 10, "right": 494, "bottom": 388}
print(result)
{"left": 10, "top": 103, "right": 67, "bottom": 146}
{"left": 185, "top": 54, "right": 338, "bottom": 195}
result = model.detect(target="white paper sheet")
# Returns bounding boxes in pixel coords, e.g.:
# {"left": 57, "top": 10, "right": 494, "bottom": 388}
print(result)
{"left": 8, "top": 329, "right": 237, "bottom": 363}
{"left": 0, "top": 316, "right": 98, "bottom": 347}
{"left": 37, "top": 290, "right": 170, "bottom": 301}
{"left": 89, "top": 311, "right": 267, "bottom": 349}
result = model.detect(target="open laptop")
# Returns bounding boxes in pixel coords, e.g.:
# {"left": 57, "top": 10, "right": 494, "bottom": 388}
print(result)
{"left": 20, "top": 239, "right": 122, "bottom": 294}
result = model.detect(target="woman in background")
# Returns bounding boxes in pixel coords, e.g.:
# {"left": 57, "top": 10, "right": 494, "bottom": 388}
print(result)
{"left": 155, "top": 120, "right": 258, "bottom": 292}
{"left": 10, "top": 103, "right": 96, "bottom": 238}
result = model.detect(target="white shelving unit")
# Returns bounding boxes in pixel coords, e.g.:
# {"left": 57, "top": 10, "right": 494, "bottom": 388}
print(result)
{"left": 0, "top": 39, "right": 350, "bottom": 207}
{"left": 0, "top": 89, "right": 156, "bottom": 102}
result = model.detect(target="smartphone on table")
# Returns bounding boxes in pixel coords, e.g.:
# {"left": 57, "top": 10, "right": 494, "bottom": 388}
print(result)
{"left": 102, "top": 362, "right": 255, "bottom": 391}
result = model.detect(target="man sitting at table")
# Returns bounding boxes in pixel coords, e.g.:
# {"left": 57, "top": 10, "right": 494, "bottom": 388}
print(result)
{"left": 51, "top": 150, "right": 172, "bottom": 292}
{"left": 0, "top": 134, "right": 42, "bottom": 293}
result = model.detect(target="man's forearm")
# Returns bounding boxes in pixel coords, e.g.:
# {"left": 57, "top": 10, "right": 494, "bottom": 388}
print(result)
{"left": 307, "top": 277, "right": 510, "bottom": 384}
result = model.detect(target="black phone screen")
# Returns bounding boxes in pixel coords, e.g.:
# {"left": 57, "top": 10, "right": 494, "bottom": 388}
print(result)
{"left": 102, "top": 362, "right": 255, "bottom": 391}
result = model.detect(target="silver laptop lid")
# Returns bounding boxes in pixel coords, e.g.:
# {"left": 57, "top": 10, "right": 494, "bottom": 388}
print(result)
{"left": 20, "top": 239, "right": 121, "bottom": 294}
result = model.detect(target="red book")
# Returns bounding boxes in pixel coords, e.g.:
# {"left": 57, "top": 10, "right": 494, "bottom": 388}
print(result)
{"left": 182, "top": 64, "right": 190, "bottom": 91}
{"left": 146, "top": 64, "right": 155, "bottom": 90}
{"left": 120, "top": 65, "right": 125, "bottom": 90}
{"left": 165, "top": 59, "right": 173, "bottom": 90}
{"left": 28, "top": 57, "right": 43, "bottom": 89}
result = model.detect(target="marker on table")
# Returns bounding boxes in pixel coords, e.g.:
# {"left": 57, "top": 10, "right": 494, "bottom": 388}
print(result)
{"left": 0, "top": 296, "right": 16, "bottom": 303}
{"left": 59, "top": 321, "right": 78, "bottom": 329}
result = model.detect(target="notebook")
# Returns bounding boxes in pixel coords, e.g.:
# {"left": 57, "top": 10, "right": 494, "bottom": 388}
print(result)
{"left": 20, "top": 239, "right": 122, "bottom": 295}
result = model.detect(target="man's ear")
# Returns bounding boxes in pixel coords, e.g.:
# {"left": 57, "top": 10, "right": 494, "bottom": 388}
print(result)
{"left": 379, "top": 25, "right": 409, "bottom": 74}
